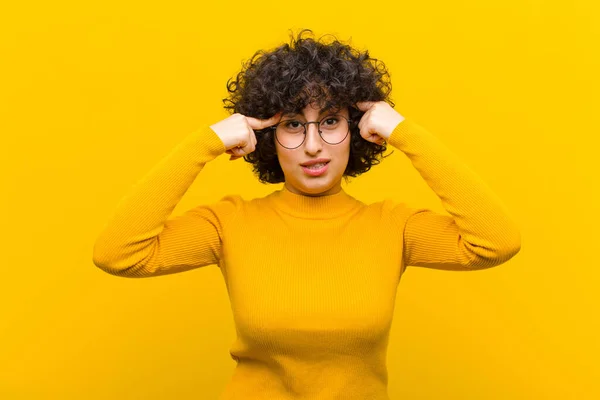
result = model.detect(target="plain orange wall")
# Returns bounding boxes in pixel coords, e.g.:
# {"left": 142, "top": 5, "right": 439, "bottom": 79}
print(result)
{"left": 1, "top": 1, "right": 598, "bottom": 399}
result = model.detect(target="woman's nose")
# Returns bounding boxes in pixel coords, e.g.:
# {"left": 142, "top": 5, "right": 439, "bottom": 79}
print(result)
{"left": 304, "top": 123, "right": 323, "bottom": 146}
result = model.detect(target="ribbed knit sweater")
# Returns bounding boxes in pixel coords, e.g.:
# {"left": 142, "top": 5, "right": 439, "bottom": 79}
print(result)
{"left": 92, "top": 118, "right": 521, "bottom": 399}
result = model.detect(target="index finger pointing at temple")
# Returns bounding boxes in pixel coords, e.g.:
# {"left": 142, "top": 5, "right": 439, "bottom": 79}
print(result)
{"left": 246, "top": 113, "right": 283, "bottom": 130}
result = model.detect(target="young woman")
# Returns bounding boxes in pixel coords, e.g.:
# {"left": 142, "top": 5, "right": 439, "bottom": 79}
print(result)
{"left": 93, "top": 29, "right": 521, "bottom": 400}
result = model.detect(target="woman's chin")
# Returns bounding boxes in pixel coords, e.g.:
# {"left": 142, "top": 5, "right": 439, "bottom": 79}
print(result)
{"left": 287, "top": 178, "right": 340, "bottom": 197}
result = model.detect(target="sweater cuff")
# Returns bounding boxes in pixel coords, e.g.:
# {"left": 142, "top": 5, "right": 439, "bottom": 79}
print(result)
{"left": 185, "top": 125, "right": 227, "bottom": 160}
{"left": 386, "top": 119, "right": 423, "bottom": 150}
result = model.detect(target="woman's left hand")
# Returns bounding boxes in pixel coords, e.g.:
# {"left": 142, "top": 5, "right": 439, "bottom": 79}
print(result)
{"left": 355, "top": 101, "right": 406, "bottom": 145}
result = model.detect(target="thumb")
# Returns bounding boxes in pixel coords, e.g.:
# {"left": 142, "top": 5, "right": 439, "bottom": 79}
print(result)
{"left": 246, "top": 112, "right": 282, "bottom": 130}
{"left": 226, "top": 148, "right": 245, "bottom": 161}
{"left": 231, "top": 147, "right": 245, "bottom": 155}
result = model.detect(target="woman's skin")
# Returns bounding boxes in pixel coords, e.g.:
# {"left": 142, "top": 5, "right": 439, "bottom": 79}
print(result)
{"left": 209, "top": 99, "right": 405, "bottom": 197}
{"left": 275, "top": 102, "right": 351, "bottom": 197}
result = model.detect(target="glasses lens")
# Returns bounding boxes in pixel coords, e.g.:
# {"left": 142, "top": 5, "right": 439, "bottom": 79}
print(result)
{"left": 276, "top": 119, "right": 305, "bottom": 148}
{"left": 275, "top": 115, "right": 349, "bottom": 148}
{"left": 319, "top": 115, "right": 349, "bottom": 145}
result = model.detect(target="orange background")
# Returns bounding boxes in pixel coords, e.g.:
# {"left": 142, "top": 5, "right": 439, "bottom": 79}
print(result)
{"left": 1, "top": 0, "right": 598, "bottom": 398}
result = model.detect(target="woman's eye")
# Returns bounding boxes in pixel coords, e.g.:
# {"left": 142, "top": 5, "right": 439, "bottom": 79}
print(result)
{"left": 286, "top": 121, "right": 301, "bottom": 128}
{"left": 323, "top": 117, "right": 339, "bottom": 125}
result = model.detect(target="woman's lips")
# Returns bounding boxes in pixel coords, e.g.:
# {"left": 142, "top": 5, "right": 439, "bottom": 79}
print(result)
{"left": 301, "top": 161, "right": 329, "bottom": 176}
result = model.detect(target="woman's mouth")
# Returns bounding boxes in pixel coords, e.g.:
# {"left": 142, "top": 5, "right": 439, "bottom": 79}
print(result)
{"left": 301, "top": 161, "right": 329, "bottom": 176}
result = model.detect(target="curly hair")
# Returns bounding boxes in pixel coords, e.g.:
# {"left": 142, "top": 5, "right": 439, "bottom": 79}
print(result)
{"left": 222, "top": 29, "right": 396, "bottom": 184}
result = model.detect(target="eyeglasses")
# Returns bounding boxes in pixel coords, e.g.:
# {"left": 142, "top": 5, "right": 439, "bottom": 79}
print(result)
{"left": 268, "top": 114, "right": 353, "bottom": 149}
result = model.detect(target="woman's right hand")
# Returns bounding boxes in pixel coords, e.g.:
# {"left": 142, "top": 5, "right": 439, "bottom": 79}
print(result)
{"left": 210, "top": 113, "right": 282, "bottom": 161}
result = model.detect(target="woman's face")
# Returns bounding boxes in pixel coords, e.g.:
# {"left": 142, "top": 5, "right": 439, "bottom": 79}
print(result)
{"left": 275, "top": 102, "right": 351, "bottom": 197}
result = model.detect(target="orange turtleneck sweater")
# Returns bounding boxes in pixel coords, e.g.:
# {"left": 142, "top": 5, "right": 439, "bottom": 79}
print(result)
{"left": 92, "top": 118, "right": 521, "bottom": 399}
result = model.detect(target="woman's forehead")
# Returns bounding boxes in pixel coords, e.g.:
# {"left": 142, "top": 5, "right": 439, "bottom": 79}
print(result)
{"left": 283, "top": 104, "right": 347, "bottom": 117}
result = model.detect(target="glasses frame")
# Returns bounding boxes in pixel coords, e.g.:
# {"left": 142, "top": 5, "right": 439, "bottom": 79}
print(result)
{"left": 267, "top": 113, "right": 353, "bottom": 149}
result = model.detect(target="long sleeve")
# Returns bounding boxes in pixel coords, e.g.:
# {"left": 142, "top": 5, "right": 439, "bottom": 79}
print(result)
{"left": 387, "top": 119, "right": 521, "bottom": 271}
{"left": 92, "top": 125, "right": 240, "bottom": 278}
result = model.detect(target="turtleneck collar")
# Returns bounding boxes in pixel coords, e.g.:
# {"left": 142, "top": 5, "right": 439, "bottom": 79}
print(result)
{"left": 268, "top": 184, "right": 361, "bottom": 220}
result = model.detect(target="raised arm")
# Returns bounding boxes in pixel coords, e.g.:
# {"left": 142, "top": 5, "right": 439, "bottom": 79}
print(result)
{"left": 386, "top": 118, "right": 521, "bottom": 272}
{"left": 92, "top": 126, "right": 234, "bottom": 277}
{"left": 92, "top": 111, "right": 281, "bottom": 278}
